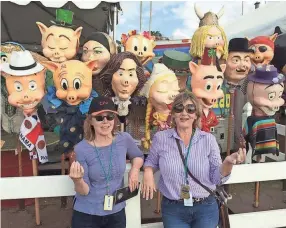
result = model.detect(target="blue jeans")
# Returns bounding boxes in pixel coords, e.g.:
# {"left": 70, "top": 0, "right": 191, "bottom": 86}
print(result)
{"left": 71, "top": 209, "right": 126, "bottom": 228}
{"left": 161, "top": 195, "right": 219, "bottom": 228}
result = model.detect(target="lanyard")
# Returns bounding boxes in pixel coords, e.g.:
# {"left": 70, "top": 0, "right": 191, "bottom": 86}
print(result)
{"left": 94, "top": 141, "right": 113, "bottom": 194}
{"left": 184, "top": 129, "right": 195, "bottom": 185}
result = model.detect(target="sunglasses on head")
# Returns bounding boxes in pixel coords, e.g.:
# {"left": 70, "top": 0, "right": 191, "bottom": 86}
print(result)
{"left": 93, "top": 113, "right": 115, "bottom": 121}
{"left": 173, "top": 104, "right": 196, "bottom": 114}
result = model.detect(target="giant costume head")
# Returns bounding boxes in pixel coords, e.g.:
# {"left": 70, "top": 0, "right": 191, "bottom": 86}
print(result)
{"left": 100, "top": 52, "right": 146, "bottom": 118}
{"left": 225, "top": 38, "right": 253, "bottom": 85}
{"left": 140, "top": 63, "right": 180, "bottom": 149}
{"left": 36, "top": 9, "right": 82, "bottom": 63}
{"left": 81, "top": 32, "right": 117, "bottom": 76}
{"left": 248, "top": 34, "right": 278, "bottom": 67}
{"left": 247, "top": 65, "right": 284, "bottom": 116}
{"left": 189, "top": 61, "right": 226, "bottom": 109}
{"left": 1, "top": 50, "right": 48, "bottom": 163}
{"left": 121, "top": 30, "right": 155, "bottom": 65}
{"left": 243, "top": 65, "right": 284, "bottom": 158}
{"left": 190, "top": 4, "right": 228, "bottom": 64}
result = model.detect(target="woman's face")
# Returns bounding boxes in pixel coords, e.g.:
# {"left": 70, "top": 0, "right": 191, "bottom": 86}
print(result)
{"left": 91, "top": 111, "right": 115, "bottom": 136}
{"left": 82, "top": 40, "right": 111, "bottom": 75}
{"left": 173, "top": 100, "right": 197, "bottom": 130}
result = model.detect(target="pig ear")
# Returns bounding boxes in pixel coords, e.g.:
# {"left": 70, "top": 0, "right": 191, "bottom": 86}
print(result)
{"left": 36, "top": 22, "right": 48, "bottom": 35}
{"left": 269, "top": 33, "right": 278, "bottom": 42}
{"left": 189, "top": 61, "right": 199, "bottom": 75}
{"left": 85, "top": 60, "right": 97, "bottom": 71}
{"left": 220, "top": 64, "right": 227, "bottom": 73}
{"left": 74, "top": 27, "right": 83, "bottom": 39}
{"left": 41, "top": 61, "right": 59, "bottom": 73}
{"left": 245, "top": 37, "right": 250, "bottom": 42}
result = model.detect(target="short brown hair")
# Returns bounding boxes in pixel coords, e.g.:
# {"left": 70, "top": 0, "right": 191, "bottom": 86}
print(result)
{"left": 171, "top": 91, "right": 202, "bottom": 129}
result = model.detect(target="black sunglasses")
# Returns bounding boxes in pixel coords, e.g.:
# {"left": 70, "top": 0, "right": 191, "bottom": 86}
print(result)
{"left": 173, "top": 104, "right": 196, "bottom": 114}
{"left": 93, "top": 113, "right": 115, "bottom": 121}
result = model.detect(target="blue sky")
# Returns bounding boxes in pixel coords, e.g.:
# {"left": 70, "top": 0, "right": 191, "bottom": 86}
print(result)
{"left": 116, "top": 1, "right": 270, "bottom": 41}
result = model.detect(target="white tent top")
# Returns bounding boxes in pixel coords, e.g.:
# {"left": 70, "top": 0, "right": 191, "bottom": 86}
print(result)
{"left": 9, "top": 1, "right": 119, "bottom": 9}
{"left": 224, "top": 1, "right": 286, "bottom": 39}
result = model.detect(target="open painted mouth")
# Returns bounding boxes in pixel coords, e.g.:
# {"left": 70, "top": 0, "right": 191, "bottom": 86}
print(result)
{"left": 201, "top": 98, "right": 213, "bottom": 107}
{"left": 236, "top": 69, "right": 246, "bottom": 74}
{"left": 18, "top": 101, "right": 38, "bottom": 109}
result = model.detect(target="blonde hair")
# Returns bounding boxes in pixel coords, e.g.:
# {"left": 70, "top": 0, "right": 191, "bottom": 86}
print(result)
{"left": 143, "top": 100, "right": 153, "bottom": 150}
{"left": 171, "top": 91, "right": 202, "bottom": 129}
{"left": 190, "top": 25, "right": 228, "bottom": 60}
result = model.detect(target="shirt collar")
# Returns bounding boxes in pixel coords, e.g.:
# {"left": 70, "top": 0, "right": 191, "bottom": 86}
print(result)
{"left": 168, "top": 127, "right": 207, "bottom": 144}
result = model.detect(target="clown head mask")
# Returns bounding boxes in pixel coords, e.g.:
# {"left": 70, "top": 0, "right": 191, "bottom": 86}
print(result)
{"left": 247, "top": 65, "right": 285, "bottom": 116}
{"left": 1, "top": 51, "right": 46, "bottom": 115}
{"left": 225, "top": 38, "right": 253, "bottom": 85}
{"left": 121, "top": 30, "right": 155, "bottom": 65}
{"left": 81, "top": 32, "right": 117, "bottom": 76}
{"left": 189, "top": 61, "right": 226, "bottom": 109}
{"left": 249, "top": 34, "right": 278, "bottom": 67}
{"left": 41, "top": 60, "right": 96, "bottom": 106}
{"left": 36, "top": 9, "right": 82, "bottom": 63}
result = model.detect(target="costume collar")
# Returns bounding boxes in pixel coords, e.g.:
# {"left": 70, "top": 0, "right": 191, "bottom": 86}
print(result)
{"left": 45, "top": 86, "right": 98, "bottom": 114}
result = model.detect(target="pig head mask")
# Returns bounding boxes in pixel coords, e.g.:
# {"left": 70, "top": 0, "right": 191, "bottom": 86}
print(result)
{"left": 189, "top": 61, "right": 226, "bottom": 109}
{"left": 249, "top": 34, "right": 278, "bottom": 67}
{"left": 1, "top": 50, "right": 46, "bottom": 115}
{"left": 121, "top": 30, "right": 155, "bottom": 65}
{"left": 41, "top": 60, "right": 96, "bottom": 106}
{"left": 247, "top": 65, "right": 285, "bottom": 116}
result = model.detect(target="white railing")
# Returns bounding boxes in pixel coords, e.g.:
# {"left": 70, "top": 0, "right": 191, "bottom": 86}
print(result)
{"left": 1, "top": 124, "right": 285, "bottom": 228}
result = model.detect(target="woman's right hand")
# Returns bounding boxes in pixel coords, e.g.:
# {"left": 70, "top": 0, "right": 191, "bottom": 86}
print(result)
{"left": 69, "top": 161, "right": 84, "bottom": 181}
{"left": 142, "top": 168, "right": 157, "bottom": 200}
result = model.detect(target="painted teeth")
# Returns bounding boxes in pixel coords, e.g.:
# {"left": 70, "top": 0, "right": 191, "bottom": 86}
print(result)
{"left": 19, "top": 101, "right": 37, "bottom": 108}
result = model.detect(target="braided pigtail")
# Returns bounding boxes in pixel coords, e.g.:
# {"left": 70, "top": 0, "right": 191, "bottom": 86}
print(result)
{"left": 143, "top": 99, "right": 153, "bottom": 150}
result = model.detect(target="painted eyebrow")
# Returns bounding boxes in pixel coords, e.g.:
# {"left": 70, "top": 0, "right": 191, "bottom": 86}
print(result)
{"left": 46, "top": 33, "right": 54, "bottom": 41}
{"left": 59, "top": 71, "right": 67, "bottom": 78}
{"left": 59, "top": 35, "right": 70, "bottom": 41}
{"left": 119, "top": 68, "right": 136, "bottom": 71}
{"left": 264, "top": 84, "right": 284, "bottom": 89}
{"left": 232, "top": 55, "right": 241, "bottom": 59}
{"left": 93, "top": 47, "right": 103, "bottom": 50}
{"left": 203, "top": 75, "right": 214, "bottom": 79}
{"left": 217, "top": 75, "right": 224, "bottom": 79}
{"left": 75, "top": 73, "right": 85, "bottom": 79}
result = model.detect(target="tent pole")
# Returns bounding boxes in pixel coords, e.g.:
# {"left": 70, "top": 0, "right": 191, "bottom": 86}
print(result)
{"left": 113, "top": 5, "right": 117, "bottom": 41}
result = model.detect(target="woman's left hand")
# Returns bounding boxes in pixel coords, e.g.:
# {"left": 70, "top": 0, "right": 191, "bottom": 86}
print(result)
{"left": 225, "top": 148, "right": 247, "bottom": 165}
{"left": 128, "top": 167, "right": 140, "bottom": 192}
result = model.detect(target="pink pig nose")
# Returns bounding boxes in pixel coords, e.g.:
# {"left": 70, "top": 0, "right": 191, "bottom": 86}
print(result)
{"left": 67, "top": 95, "right": 77, "bottom": 102}
{"left": 211, "top": 99, "right": 217, "bottom": 103}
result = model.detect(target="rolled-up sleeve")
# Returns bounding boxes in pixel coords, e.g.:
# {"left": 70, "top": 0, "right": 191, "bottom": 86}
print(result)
{"left": 208, "top": 135, "right": 230, "bottom": 185}
{"left": 74, "top": 145, "right": 90, "bottom": 187}
{"left": 144, "top": 133, "right": 160, "bottom": 170}
{"left": 125, "top": 132, "right": 144, "bottom": 160}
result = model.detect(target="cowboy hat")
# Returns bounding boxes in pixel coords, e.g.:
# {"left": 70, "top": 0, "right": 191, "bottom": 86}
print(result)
{"left": 1, "top": 50, "right": 44, "bottom": 76}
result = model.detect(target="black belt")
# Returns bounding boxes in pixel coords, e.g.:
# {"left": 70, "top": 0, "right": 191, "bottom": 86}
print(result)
{"left": 163, "top": 195, "right": 210, "bottom": 204}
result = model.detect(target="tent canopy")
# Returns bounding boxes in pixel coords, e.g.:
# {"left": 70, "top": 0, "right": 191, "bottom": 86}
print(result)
{"left": 1, "top": 1, "right": 121, "bottom": 51}
{"left": 224, "top": 2, "right": 286, "bottom": 40}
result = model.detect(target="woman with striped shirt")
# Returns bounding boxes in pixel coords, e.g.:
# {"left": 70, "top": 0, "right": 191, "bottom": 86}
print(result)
{"left": 142, "top": 91, "right": 246, "bottom": 228}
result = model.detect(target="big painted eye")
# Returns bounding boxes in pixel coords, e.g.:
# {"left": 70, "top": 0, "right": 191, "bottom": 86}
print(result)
{"left": 1, "top": 54, "right": 8, "bottom": 63}
{"left": 29, "top": 80, "right": 37, "bottom": 91}
{"left": 61, "top": 79, "right": 68, "bottom": 90}
{"left": 268, "top": 92, "right": 276, "bottom": 100}
{"left": 205, "top": 82, "right": 213, "bottom": 91}
{"left": 73, "top": 78, "right": 81, "bottom": 90}
{"left": 143, "top": 46, "right": 147, "bottom": 52}
{"left": 14, "top": 81, "right": 23, "bottom": 92}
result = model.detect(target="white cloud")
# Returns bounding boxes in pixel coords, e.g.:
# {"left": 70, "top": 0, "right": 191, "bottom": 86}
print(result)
{"left": 172, "top": 29, "right": 190, "bottom": 39}
{"left": 170, "top": 1, "right": 264, "bottom": 39}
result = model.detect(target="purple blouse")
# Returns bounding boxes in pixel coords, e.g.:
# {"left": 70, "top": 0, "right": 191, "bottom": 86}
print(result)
{"left": 144, "top": 128, "right": 230, "bottom": 200}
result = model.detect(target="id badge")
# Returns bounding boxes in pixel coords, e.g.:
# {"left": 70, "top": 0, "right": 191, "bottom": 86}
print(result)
{"left": 104, "top": 195, "right": 114, "bottom": 211}
{"left": 184, "top": 191, "right": 193, "bottom": 207}
{"left": 180, "top": 185, "right": 190, "bottom": 199}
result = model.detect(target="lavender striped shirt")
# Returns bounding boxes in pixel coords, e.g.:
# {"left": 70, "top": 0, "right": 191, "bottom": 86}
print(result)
{"left": 144, "top": 128, "right": 230, "bottom": 200}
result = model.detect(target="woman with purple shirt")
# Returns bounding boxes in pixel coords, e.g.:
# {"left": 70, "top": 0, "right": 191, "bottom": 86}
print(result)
{"left": 69, "top": 96, "right": 144, "bottom": 228}
{"left": 142, "top": 91, "right": 246, "bottom": 228}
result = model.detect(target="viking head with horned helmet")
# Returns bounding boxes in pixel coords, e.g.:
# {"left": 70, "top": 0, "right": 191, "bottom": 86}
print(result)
{"left": 190, "top": 3, "right": 228, "bottom": 63}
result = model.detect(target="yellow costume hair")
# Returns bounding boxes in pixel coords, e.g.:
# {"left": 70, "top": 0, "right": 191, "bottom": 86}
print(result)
{"left": 190, "top": 25, "right": 228, "bottom": 60}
